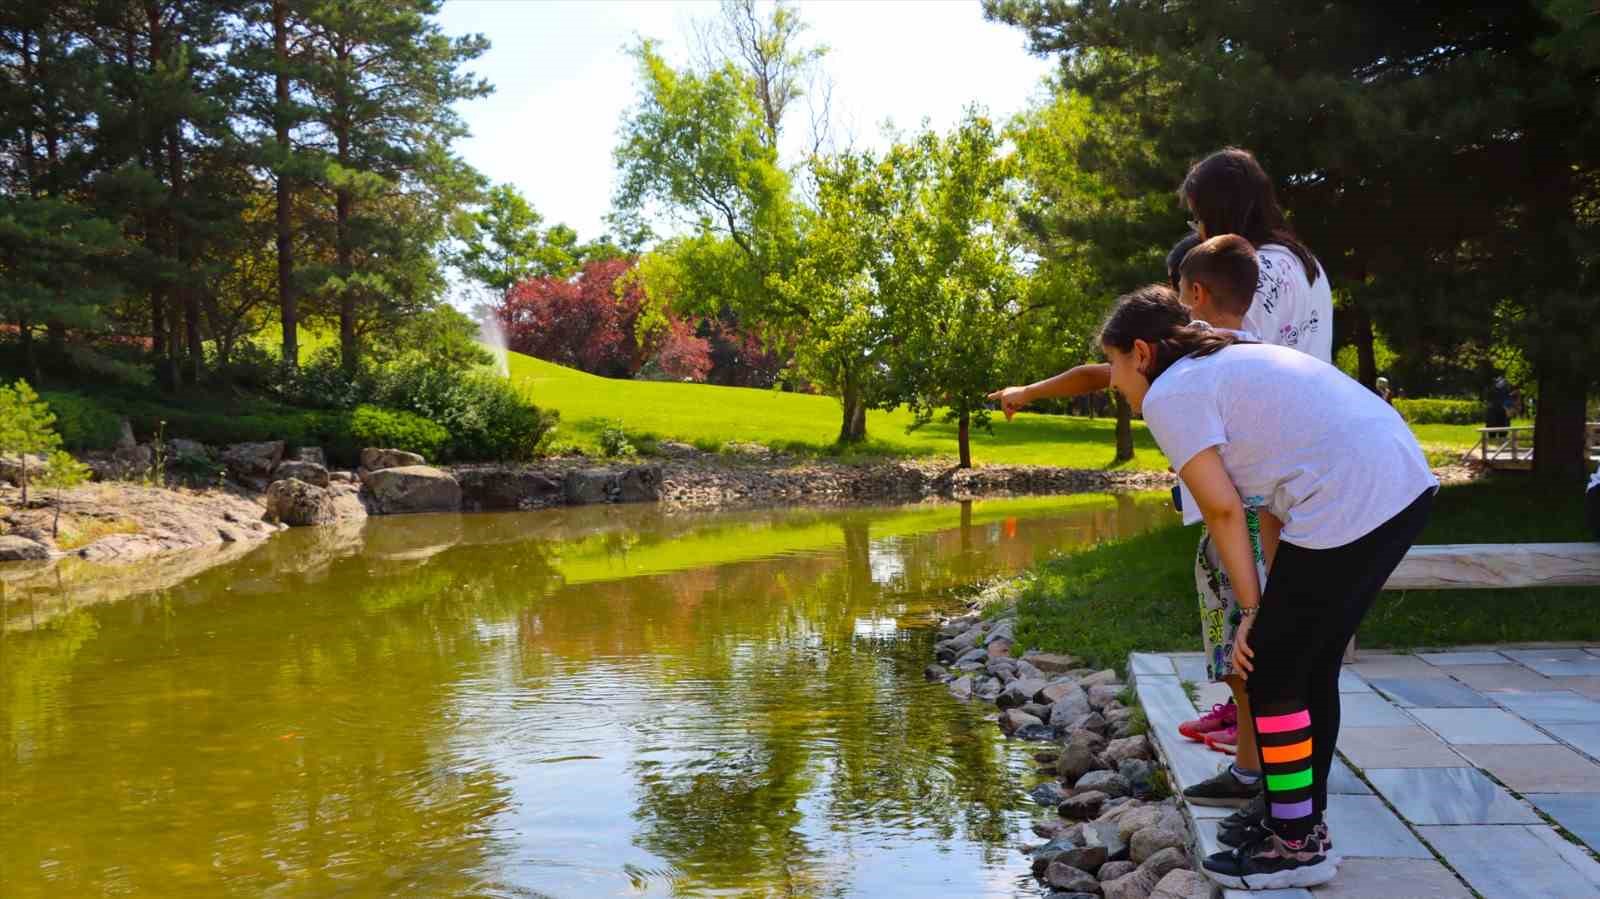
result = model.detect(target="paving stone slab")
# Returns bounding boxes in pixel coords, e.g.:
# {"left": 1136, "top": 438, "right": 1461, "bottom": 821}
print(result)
{"left": 1421, "top": 824, "right": 1600, "bottom": 898}
{"left": 1525, "top": 793, "right": 1600, "bottom": 851}
{"left": 1323, "top": 794, "right": 1433, "bottom": 858}
{"left": 1350, "top": 654, "right": 1449, "bottom": 679}
{"left": 1339, "top": 692, "right": 1417, "bottom": 727}
{"left": 1491, "top": 689, "right": 1600, "bottom": 724}
{"left": 1130, "top": 652, "right": 1175, "bottom": 676}
{"left": 1365, "top": 767, "right": 1540, "bottom": 825}
{"left": 1437, "top": 663, "right": 1559, "bottom": 693}
{"left": 1500, "top": 648, "right": 1600, "bottom": 677}
{"left": 1408, "top": 707, "right": 1556, "bottom": 745}
{"left": 1172, "top": 653, "right": 1210, "bottom": 685}
{"left": 1337, "top": 726, "right": 1464, "bottom": 769}
{"left": 1222, "top": 888, "right": 1310, "bottom": 899}
{"left": 1368, "top": 677, "right": 1494, "bottom": 708}
{"left": 1546, "top": 723, "right": 1600, "bottom": 761}
{"left": 1558, "top": 676, "right": 1600, "bottom": 699}
{"left": 1338, "top": 667, "right": 1373, "bottom": 693}
{"left": 1457, "top": 744, "right": 1600, "bottom": 793}
{"left": 1311, "top": 858, "right": 1473, "bottom": 899}
{"left": 1417, "top": 650, "right": 1509, "bottom": 666}
{"left": 1135, "top": 675, "right": 1224, "bottom": 793}
{"left": 1327, "top": 754, "right": 1372, "bottom": 794}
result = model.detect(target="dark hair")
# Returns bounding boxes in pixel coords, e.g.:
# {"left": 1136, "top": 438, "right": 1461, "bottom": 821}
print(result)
{"left": 1179, "top": 148, "right": 1319, "bottom": 286}
{"left": 1166, "top": 231, "right": 1202, "bottom": 290}
{"left": 1099, "top": 283, "right": 1238, "bottom": 381}
{"left": 1179, "top": 234, "right": 1259, "bottom": 317}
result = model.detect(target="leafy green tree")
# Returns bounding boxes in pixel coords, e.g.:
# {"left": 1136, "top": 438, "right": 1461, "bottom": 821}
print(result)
{"left": 451, "top": 183, "right": 586, "bottom": 299}
{"left": 38, "top": 449, "right": 90, "bottom": 537}
{"left": 881, "top": 115, "right": 1026, "bottom": 468}
{"left": 0, "top": 379, "right": 63, "bottom": 503}
{"left": 987, "top": 0, "right": 1600, "bottom": 478}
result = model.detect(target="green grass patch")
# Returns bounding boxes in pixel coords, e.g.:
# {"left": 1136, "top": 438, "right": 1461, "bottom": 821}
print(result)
{"left": 1014, "top": 476, "right": 1599, "bottom": 664}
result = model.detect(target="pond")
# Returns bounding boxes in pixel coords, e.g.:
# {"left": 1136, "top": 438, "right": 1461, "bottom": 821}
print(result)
{"left": 1, "top": 493, "right": 1174, "bottom": 898}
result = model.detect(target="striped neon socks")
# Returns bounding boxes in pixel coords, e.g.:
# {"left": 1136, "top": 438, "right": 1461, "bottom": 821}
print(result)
{"left": 1256, "top": 707, "right": 1315, "bottom": 841}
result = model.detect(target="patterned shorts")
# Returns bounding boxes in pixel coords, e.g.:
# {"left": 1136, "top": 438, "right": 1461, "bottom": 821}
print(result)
{"left": 1194, "top": 505, "right": 1268, "bottom": 683}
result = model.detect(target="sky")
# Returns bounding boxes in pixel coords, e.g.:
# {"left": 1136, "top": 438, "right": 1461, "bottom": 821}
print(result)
{"left": 433, "top": 0, "right": 1057, "bottom": 244}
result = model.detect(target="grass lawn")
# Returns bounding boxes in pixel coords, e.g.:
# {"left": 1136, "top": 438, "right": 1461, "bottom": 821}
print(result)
{"left": 510, "top": 350, "right": 1496, "bottom": 470}
{"left": 1013, "top": 476, "right": 1599, "bottom": 673}
{"left": 508, "top": 350, "right": 1169, "bottom": 469}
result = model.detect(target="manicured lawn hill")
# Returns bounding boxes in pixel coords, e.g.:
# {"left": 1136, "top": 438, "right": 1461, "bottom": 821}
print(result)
{"left": 507, "top": 349, "right": 1168, "bottom": 469}
{"left": 1013, "top": 476, "right": 1599, "bottom": 673}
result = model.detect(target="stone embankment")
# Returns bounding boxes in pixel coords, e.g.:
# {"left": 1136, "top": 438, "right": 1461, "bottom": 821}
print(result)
{"left": 926, "top": 601, "right": 1211, "bottom": 899}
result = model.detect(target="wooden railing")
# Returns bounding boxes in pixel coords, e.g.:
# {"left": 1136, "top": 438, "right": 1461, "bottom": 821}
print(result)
{"left": 1471, "top": 422, "right": 1600, "bottom": 470}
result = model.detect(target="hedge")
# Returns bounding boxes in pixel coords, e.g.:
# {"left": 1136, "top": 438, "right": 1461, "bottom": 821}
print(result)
{"left": 1393, "top": 397, "right": 1480, "bottom": 425}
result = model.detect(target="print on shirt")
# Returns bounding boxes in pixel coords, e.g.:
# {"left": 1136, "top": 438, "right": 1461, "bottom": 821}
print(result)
{"left": 1255, "top": 253, "right": 1287, "bottom": 315}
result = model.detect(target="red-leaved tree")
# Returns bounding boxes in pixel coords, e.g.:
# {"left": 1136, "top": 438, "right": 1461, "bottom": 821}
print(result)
{"left": 498, "top": 258, "right": 646, "bottom": 377}
{"left": 652, "top": 317, "right": 712, "bottom": 381}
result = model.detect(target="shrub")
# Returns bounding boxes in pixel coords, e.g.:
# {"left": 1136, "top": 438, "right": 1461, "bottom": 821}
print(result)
{"left": 1393, "top": 397, "right": 1480, "bottom": 425}
{"left": 348, "top": 405, "right": 449, "bottom": 461}
{"left": 598, "top": 420, "right": 636, "bottom": 458}
{"left": 41, "top": 391, "right": 123, "bottom": 450}
{"left": 371, "top": 360, "right": 555, "bottom": 462}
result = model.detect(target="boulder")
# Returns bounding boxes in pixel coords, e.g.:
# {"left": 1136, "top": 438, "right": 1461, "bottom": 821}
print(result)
{"left": 1055, "top": 844, "right": 1109, "bottom": 876}
{"left": 1088, "top": 684, "right": 1125, "bottom": 710}
{"left": 987, "top": 656, "right": 1020, "bottom": 679}
{"left": 1081, "top": 820, "right": 1130, "bottom": 864}
{"left": 1118, "top": 760, "right": 1158, "bottom": 799}
{"left": 1028, "top": 652, "right": 1081, "bottom": 674}
{"left": 1043, "top": 862, "right": 1101, "bottom": 894}
{"left": 1102, "top": 735, "right": 1152, "bottom": 765}
{"left": 975, "top": 677, "right": 1003, "bottom": 701}
{"left": 1000, "top": 678, "right": 1050, "bottom": 709}
{"left": 1079, "top": 669, "right": 1121, "bottom": 689}
{"left": 264, "top": 478, "right": 340, "bottom": 526}
{"left": 564, "top": 467, "right": 617, "bottom": 504}
{"left": 923, "top": 663, "right": 949, "bottom": 682}
{"left": 1048, "top": 687, "right": 1092, "bottom": 726}
{"left": 1015, "top": 723, "right": 1060, "bottom": 742}
{"left": 1068, "top": 711, "right": 1110, "bottom": 736}
{"left": 360, "top": 448, "right": 426, "bottom": 471}
{"left": 1014, "top": 659, "right": 1045, "bottom": 681}
{"left": 1039, "top": 681, "right": 1081, "bottom": 704}
{"left": 1150, "top": 870, "right": 1211, "bottom": 899}
{"left": 1032, "top": 818, "right": 1072, "bottom": 840}
{"left": 0, "top": 535, "right": 51, "bottom": 561}
{"left": 1074, "top": 770, "right": 1130, "bottom": 799}
{"left": 272, "top": 460, "right": 330, "bottom": 488}
{"left": 1030, "top": 781, "right": 1070, "bottom": 806}
{"left": 955, "top": 647, "right": 989, "bottom": 668}
{"left": 456, "top": 467, "right": 563, "bottom": 511}
{"left": 1034, "top": 749, "right": 1061, "bottom": 766}
{"left": 985, "top": 618, "right": 1016, "bottom": 645}
{"left": 987, "top": 637, "right": 1015, "bottom": 658}
{"left": 362, "top": 465, "right": 461, "bottom": 514}
{"left": 1000, "top": 708, "right": 1045, "bottom": 736}
{"left": 616, "top": 465, "right": 662, "bottom": 502}
{"left": 939, "top": 616, "right": 980, "bottom": 639}
{"left": 222, "top": 440, "right": 284, "bottom": 482}
{"left": 1021, "top": 701, "right": 1053, "bottom": 721}
{"left": 1059, "top": 790, "right": 1107, "bottom": 819}
{"left": 1129, "top": 823, "right": 1188, "bottom": 865}
{"left": 1096, "top": 861, "right": 1136, "bottom": 883}
{"left": 169, "top": 439, "right": 211, "bottom": 461}
{"left": 1031, "top": 834, "right": 1080, "bottom": 874}
{"left": 947, "top": 675, "right": 973, "bottom": 700}
{"left": 0, "top": 453, "right": 49, "bottom": 487}
{"left": 292, "top": 446, "right": 326, "bottom": 466}
{"left": 1113, "top": 806, "right": 1169, "bottom": 844}
{"left": 1057, "top": 735, "right": 1106, "bottom": 782}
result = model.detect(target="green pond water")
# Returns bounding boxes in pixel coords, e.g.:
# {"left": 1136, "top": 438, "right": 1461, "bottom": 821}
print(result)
{"left": 1, "top": 493, "right": 1174, "bottom": 898}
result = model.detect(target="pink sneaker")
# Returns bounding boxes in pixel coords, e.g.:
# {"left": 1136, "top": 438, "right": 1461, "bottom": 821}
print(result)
{"left": 1178, "top": 701, "right": 1236, "bottom": 742}
{"left": 1205, "top": 725, "right": 1239, "bottom": 755}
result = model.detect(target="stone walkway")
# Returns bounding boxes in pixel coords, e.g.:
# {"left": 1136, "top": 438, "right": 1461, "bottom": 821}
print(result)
{"left": 1131, "top": 645, "right": 1600, "bottom": 899}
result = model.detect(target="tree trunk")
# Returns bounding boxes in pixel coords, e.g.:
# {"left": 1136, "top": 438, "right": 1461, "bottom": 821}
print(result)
{"left": 957, "top": 408, "right": 972, "bottom": 468}
{"left": 335, "top": 44, "right": 358, "bottom": 374}
{"left": 1532, "top": 364, "right": 1589, "bottom": 481}
{"left": 274, "top": 0, "right": 298, "bottom": 369}
{"left": 18, "top": 318, "right": 39, "bottom": 385}
{"left": 838, "top": 369, "right": 866, "bottom": 443}
{"left": 1351, "top": 301, "right": 1378, "bottom": 390}
{"left": 1114, "top": 391, "right": 1134, "bottom": 463}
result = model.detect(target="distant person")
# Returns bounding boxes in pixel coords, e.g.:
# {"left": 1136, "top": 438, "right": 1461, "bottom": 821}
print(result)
{"left": 1098, "top": 285, "right": 1436, "bottom": 890}
{"left": 1588, "top": 464, "right": 1600, "bottom": 540}
{"left": 1487, "top": 377, "right": 1511, "bottom": 429}
{"left": 1375, "top": 377, "right": 1392, "bottom": 404}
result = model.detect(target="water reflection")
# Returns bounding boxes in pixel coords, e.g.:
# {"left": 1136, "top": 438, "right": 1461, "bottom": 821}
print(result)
{"left": 1, "top": 493, "right": 1172, "bottom": 897}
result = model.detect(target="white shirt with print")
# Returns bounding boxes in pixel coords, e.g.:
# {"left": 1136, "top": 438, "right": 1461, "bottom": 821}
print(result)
{"left": 1242, "top": 244, "right": 1333, "bottom": 364}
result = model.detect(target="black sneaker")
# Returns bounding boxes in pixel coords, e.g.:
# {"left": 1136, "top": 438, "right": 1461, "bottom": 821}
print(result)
{"left": 1221, "top": 817, "right": 1339, "bottom": 863}
{"left": 1202, "top": 827, "right": 1338, "bottom": 890}
{"left": 1220, "top": 794, "right": 1266, "bottom": 831}
{"left": 1182, "top": 764, "right": 1262, "bottom": 808}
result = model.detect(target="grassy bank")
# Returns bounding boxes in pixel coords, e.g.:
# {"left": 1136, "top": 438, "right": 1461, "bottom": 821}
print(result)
{"left": 1013, "top": 476, "right": 1598, "bottom": 672}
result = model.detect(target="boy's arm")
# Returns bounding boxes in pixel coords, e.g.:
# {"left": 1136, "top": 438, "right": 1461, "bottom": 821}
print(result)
{"left": 987, "top": 364, "right": 1113, "bottom": 420}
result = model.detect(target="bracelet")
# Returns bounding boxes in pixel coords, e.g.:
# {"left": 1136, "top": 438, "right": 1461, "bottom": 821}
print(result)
{"left": 1239, "top": 607, "right": 1259, "bottom": 618}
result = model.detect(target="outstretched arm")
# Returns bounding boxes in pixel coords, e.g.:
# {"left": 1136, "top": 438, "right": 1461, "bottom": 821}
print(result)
{"left": 987, "top": 364, "right": 1112, "bottom": 420}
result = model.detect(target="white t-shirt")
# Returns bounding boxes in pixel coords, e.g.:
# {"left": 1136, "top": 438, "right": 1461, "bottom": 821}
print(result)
{"left": 1145, "top": 343, "right": 1438, "bottom": 550}
{"left": 1243, "top": 244, "right": 1333, "bottom": 364}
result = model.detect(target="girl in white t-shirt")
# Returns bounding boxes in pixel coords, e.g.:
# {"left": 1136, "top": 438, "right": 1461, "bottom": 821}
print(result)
{"left": 1100, "top": 285, "right": 1436, "bottom": 891}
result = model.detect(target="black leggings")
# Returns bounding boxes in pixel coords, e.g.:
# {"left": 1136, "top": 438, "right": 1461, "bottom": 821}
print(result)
{"left": 1244, "top": 488, "right": 1434, "bottom": 841}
